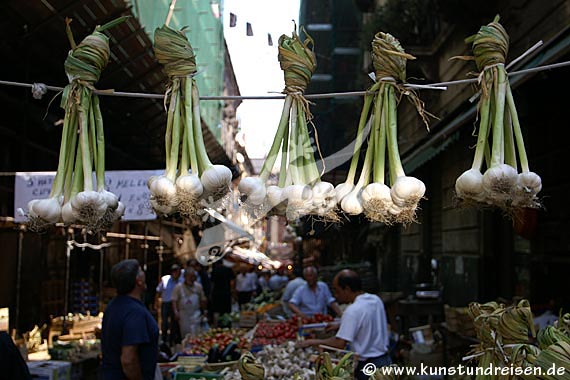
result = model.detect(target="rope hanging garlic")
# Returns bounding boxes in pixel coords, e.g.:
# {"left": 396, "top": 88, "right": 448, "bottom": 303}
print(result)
{"left": 455, "top": 16, "right": 542, "bottom": 214}
{"left": 338, "top": 32, "right": 428, "bottom": 225}
{"left": 25, "top": 18, "right": 126, "bottom": 232}
{"left": 148, "top": 25, "right": 232, "bottom": 220}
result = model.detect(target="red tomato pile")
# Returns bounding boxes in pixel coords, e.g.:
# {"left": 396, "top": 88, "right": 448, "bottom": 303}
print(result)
{"left": 252, "top": 314, "right": 334, "bottom": 346}
{"left": 184, "top": 328, "right": 249, "bottom": 355}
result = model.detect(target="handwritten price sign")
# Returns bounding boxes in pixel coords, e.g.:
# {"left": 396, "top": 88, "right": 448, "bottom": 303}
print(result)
{"left": 14, "top": 170, "right": 163, "bottom": 222}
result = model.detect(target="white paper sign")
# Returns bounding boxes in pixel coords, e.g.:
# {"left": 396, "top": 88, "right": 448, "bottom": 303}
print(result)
{"left": 14, "top": 170, "right": 163, "bottom": 222}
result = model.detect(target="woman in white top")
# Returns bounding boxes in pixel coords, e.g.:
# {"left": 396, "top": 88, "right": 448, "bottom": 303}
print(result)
{"left": 172, "top": 269, "right": 207, "bottom": 340}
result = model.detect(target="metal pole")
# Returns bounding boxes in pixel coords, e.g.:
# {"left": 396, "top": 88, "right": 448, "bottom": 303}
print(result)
{"left": 143, "top": 222, "right": 148, "bottom": 272}
{"left": 15, "top": 224, "right": 25, "bottom": 333}
{"left": 125, "top": 224, "right": 130, "bottom": 259}
{"left": 64, "top": 239, "right": 72, "bottom": 333}
{"left": 99, "top": 246, "right": 104, "bottom": 312}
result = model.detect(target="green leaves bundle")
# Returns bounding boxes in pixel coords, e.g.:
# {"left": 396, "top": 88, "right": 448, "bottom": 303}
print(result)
{"left": 336, "top": 32, "right": 429, "bottom": 225}
{"left": 24, "top": 18, "right": 127, "bottom": 232}
{"left": 455, "top": 16, "right": 542, "bottom": 213}
{"left": 148, "top": 25, "right": 232, "bottom": 219}
{"left": 239, "top": 27, "right": 336, "bottom": 222}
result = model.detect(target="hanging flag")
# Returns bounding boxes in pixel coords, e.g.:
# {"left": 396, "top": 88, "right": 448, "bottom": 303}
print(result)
{"left": 246, "top": 22, "right": 253, "bottom": 36}
{"left": 268, "top": 33, "right": 273, "bottom": 46}
{"left": 229, "top": 12, "right": 237, "bottom": 27}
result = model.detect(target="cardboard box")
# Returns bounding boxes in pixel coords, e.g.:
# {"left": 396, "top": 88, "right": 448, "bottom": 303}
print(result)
{"left": 27, "top": 360, "right": 71, "bottom": 380}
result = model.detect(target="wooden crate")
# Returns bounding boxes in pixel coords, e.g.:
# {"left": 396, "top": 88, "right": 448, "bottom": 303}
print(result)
{"left": 239, "top": 311, "right": 257, "bottom": 328}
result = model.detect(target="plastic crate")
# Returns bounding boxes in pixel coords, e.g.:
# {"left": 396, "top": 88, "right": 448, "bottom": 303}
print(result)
{"left": 172, "top": 370, "right": 223, "bottom": 379}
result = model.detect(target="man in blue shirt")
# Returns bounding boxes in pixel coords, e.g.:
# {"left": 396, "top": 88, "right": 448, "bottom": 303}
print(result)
{"left": 102, "top": 259, "right": 159, "bottom": 380}
{"left": 289, "top": 266, "right": 342, "bottom": 318}
{"left": 155, "top": 263, "right": 182, "bottom": 346}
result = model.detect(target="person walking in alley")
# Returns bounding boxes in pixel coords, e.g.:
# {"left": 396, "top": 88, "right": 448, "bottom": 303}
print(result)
{"left": 155, "top": 263, "right": 183, "bottom": 346}
{"left": 102, "top": 259, "right": 159, "bottom": 380}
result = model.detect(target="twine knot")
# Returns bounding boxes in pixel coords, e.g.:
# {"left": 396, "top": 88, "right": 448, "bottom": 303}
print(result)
{"left": 154, "top": 25, "right": 197, "bottom": 78}
{"left": 278, "top": 29, "right": 316, "bottom": 95}
{"left": 469, "top": 16, "right": 509, "bottom": 72}
{"left": 64, "top": 31, "right": 110, "bottom": 85}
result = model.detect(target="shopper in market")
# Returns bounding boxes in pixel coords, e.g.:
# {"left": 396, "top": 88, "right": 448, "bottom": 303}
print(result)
{"left": 268, "top": 266, "right": 289, "bottom": 291}
{"left": 281, "top": 268, "right": 306, "bottom": 316}
{"left": 172, "top": 268, "right": 207, "bottom": 340}
{"left": 102, "top": 259, "right": 159, "bottom": 380}
{"left": 297, "top": 269, "right": 391, "bottom": 380}
{"left": 210, "top": 259, "right": 236, "bottom": 326}
{"left": 289, "top": 266, "right": 342, "bottom": 318}
{"left": 236, "top": 264, "right": 258, "bottom": 306}
{"left": 155, "top": 263, "right": 183, "bottom": 347}
{"left": 187, "top": 259, "right": 211, "bottom": 298}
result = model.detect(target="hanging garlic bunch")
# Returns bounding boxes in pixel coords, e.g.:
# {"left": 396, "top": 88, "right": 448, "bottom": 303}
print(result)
{"left": 455, "top": 16, "right": 542, "bottom": 213}
{"left": 239, "top": 26, "right": 335, "bottom": 222}
{"left": 338, "top": 32, "right": 431, "bottom": 225}
{"left": 149, "top": 25, "right": 232, "bottom": 219}
{"left": 23, "top": 18, "right": 127, "bottom": 231}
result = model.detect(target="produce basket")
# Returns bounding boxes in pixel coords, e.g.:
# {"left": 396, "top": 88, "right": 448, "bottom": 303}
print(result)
{"left": 203, "top": 360, "right": 238, "bottom": 372}
{"left": 170, "top": 365, "right": 224, "bottom": 380}
{"left": 173, "top": 371, "right": 223, "bottom": 380}
{"left": 176, "top": 354, "right": 207, "bottom": 369}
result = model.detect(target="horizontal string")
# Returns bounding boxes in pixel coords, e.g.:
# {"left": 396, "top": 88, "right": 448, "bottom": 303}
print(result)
{"left": 0, "top": 60, "right": 568, "bottom": 101}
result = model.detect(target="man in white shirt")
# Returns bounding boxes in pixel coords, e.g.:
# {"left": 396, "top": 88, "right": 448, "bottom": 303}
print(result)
{"left": 298, "top": 269, "right": 391, "bottom": 380}
{"left": 236, "top": 266, "right": 258, "bottom": 306}
{"left": 155, "top": 264, "right": 183, "bottom": 346}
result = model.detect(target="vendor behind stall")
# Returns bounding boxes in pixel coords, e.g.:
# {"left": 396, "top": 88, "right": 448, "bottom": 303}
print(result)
{"left": 289, "top": 266, "right": 342, "bottom": 318}
{"left": 298, "top": 269, "right": 391, "bottom": 380}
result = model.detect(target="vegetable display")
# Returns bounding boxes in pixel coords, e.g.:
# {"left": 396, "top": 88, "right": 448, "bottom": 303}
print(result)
{"left": 335, "top": 32, "right": 431, "bottom": 225}
{"left": 24, "top": 18, "right": 126, "bottom": 231}
{"left": 149, "top": 25, "right": 232, "bottom": 219}
{"left": 455, "top": 16, "right": 542, "bottom": 213}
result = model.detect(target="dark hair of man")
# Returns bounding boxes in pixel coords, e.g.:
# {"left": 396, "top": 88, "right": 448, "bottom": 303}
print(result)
{"left": 337, "top": 271, "right": 362, "bottom": 292}
{"left": 111, "top": 259, "right": 141, "bottom": 295}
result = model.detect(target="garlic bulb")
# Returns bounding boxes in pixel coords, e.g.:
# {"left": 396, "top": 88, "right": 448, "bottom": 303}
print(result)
{"left": 516, "top": 171, "right": 542, "bottom": 195}
{"left": 482, "top": 164, "right": 518, "bottom": 200}
{"left": 61, "top": 201, "right": 78, "bottom": 224}
{"left": 99, "top": 189, "right": 119, "bottom": 210}
{"left": 390, "top": 176, "right": 426, "bottom": 208}
{"left": 29, "top": 197, "right": 63, "bottom": 223}
{"left": 239, "top": 177, "right": 267, "bottom": 206}
{"left": 201, "top": 164, "right": 232, "bottom": 198}
{"left": 266, "top": 185, "right": 285, "bottom": 208}
{"left": 455, "top": 168, "right": 485, "bottom": 201}
{"left": 71, "top": 191, "right": 108, "bottom": 222}
{"left": 341, "top": 187, "right": 364, "bottom": 215}
{"left": 335, "top": 182, "right": 354, "bottom": 204}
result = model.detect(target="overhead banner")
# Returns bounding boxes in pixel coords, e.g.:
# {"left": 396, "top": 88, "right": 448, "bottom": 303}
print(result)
{"left": 14, "top": 170, "right": 163, "bottom": 222}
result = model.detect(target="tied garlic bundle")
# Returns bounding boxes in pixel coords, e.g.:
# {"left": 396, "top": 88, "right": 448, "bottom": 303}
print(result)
{"left": 238, "top": 351, "right": 265, "bottom": 380}
{"left": 467, "top": 300, "right": 537, "bottom": 380}
{"left": 336, "top": 32, "right": 430, "bottom": 225}
{"left": 149, "top": 25, "right": 232, "bottom": 218}
{"left": 455, "top": 16, "right": 542, "bottom": 212}
{"left": 23, "top": 18, "right": 127, "bottom": 232}
{"left": 239, "top": 27, "right": 336, "bottom": 222}
{"left": 315, "top": 351, "right": 353, "bottom": 380}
